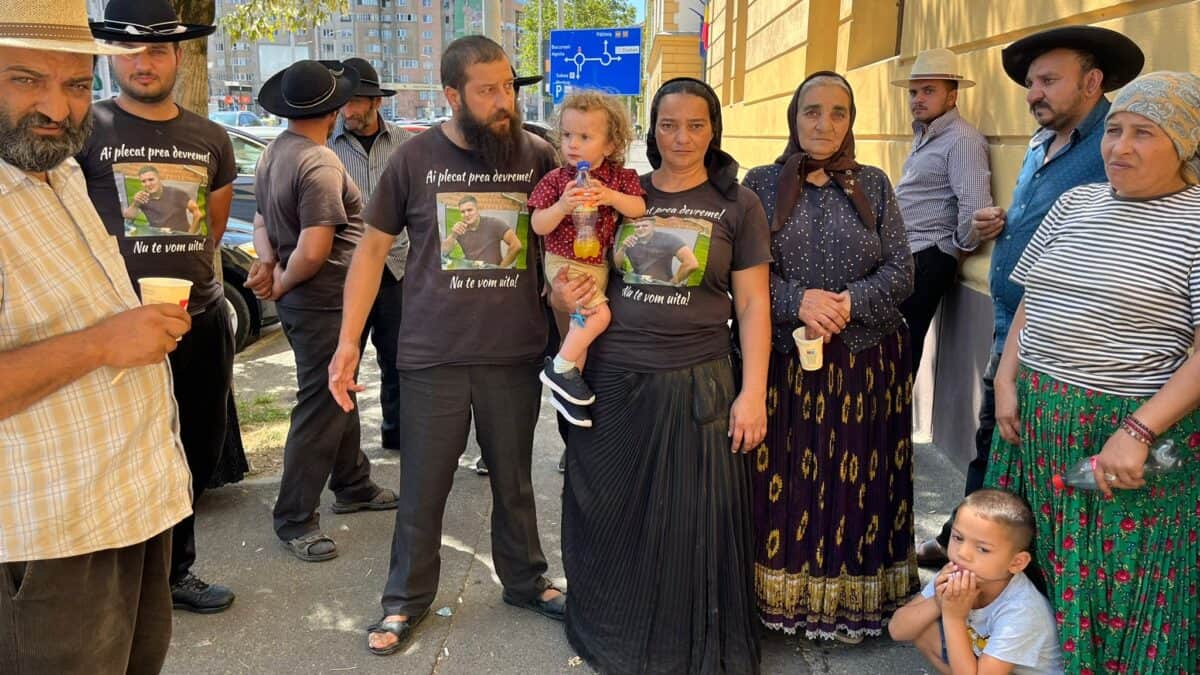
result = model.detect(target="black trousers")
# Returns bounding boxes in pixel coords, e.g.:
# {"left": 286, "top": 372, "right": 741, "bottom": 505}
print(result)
{"left": 936, "top": 351, "right": 999, "bottom": 547}
{"left": 168, "top": 301, "right": 234, "bottom": 584}
{"left": 0, "top": 530, "right": 173, "bottom": 674}
{"left": 273, "top": 305, "right": 379, "bottom": 541}
{"left": 366, "top": 272, "right": 403, "bottom": 450}
{"left": 899, "top": 246, "right": 959, "bottom": 374}
{"left": 380, "top": 362, "right": 551, "bottom": 616}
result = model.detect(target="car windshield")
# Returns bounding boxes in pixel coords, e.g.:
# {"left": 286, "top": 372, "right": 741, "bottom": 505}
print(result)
{"left": 210, "top": 111, "right": 240, "bottom": 125}
{"left": 228, "top": 132, "right": 265, "bottom": 175}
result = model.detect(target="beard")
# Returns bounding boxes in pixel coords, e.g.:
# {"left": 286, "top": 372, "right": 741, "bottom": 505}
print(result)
{"left": 458, "top": 101, "right": 523, "bottom": 166}
{"left": 121, "top": 70, "right": 177, "bottom": 104}
{"left": 0, "top": 107, "right": 93, "bottom": 173}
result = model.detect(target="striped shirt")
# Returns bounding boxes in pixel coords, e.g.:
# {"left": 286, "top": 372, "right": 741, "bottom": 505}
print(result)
{"left": 0, "top": 158, "right": 192, "bottom": 562}
{"left": 895, "top": 107, "right": 993, "bottom": 256}
{"left": 329, "top": 115, "right": 413, "bottom": 279}
{"left": 1012, "top": 183, "right": 1200, "bottom": 397}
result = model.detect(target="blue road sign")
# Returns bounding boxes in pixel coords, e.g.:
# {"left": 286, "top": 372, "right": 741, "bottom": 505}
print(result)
{"left": 549, "top": 27, "right": 642, "bottom": 104}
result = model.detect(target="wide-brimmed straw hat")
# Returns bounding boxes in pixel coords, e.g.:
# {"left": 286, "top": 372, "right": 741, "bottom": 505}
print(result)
{"left": 90, "top": 0, "right": 216, "bottom": 44}
{"left": 259, "top": 60, "right": 360, "bottom": 119}
{"left": 891, "top": 48, "right": 975, "bottom": 88}
{"left": 0, "top": 1, "right": 141, "bottom": 56}
{"left": 1002, "top": 25, "right": 1143, "bottom": 92}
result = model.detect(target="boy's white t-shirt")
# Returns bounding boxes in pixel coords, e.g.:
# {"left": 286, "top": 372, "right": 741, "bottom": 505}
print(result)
{"left": 921, "top": 571, "right": 1064, "bottom": 675}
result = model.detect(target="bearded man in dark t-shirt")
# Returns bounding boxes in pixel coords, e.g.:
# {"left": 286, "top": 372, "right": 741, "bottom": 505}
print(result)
{"left": 326, "top": 36, "right": 565, "bottom": 657}
{"left": 76, "top": 5, "right": 237, "bottom": 615}
{"left": 123, "top": 165, "right": 201, "bottom": 234}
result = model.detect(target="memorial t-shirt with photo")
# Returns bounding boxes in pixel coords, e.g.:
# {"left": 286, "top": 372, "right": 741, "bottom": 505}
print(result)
{"left": 365, "top": 124, "right": 557, "bottom": 369}
{"left": 591, "top": 174, "right": 772, "bottom": 371}
{"left": 77, "top": 99, "right": 236, "bottom": 310}
{"left": 255, "top": 130, "right": 365, "bottom": 311}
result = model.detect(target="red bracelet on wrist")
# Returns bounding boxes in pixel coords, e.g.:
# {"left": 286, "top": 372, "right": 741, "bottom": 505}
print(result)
{"left": 1120, "top": 416, "right": 1156, "bottom": 446}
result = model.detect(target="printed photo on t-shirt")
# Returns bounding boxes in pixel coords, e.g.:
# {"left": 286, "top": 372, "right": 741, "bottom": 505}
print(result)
{"left": 613, "top": 215, "right": 711, "bottom": 287}
{"left": 111, "top": 162, "right": 209, "bottom": 237}
{"left": 437, "top": 191, "right": 530, "bottom": 271}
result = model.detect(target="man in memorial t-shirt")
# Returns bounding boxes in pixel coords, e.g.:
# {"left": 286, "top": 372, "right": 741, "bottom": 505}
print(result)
{"left": 326, "top": 37, "right": 565, "bottom": 656}
{"left": 76, "top": 7, "right": 237, "bottom": 614}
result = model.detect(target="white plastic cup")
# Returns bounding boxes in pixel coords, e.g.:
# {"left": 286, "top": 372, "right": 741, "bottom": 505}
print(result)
{"left": 137, "top": 277, "right": 193, "bottom": 309}
{"left": 792, "top": 326, "right": 823, "bottom": 371}
{"left": 112, "top": 277, "right": 193, "bottom": 385}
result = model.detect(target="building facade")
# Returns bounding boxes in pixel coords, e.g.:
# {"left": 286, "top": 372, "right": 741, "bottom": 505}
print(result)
{"left": 693, "top": 0, "right": 1200, "bottom": 462}
{"left": 643, "top": 0, "right": 705, "bottom": 127}
{"left": 207, "top": 0, "right": 525, "bottom": 120}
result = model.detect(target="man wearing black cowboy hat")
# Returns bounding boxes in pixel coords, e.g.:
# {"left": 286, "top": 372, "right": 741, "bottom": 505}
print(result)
{"left": 246, "top": 59, "right": 398, "bottom": 564}
{"left": 329, "top": 57, "right": 412, "bottom": 454}
{"left": 78, "top": 0, "right": 238, "bottom": 614}
{"left": 917, "top": 25, "right": 1144, "bottom": 568}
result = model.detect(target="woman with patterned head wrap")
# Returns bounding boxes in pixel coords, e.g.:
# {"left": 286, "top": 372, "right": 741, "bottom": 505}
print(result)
{"left": 742, "top": 71, "right": 919, "bottom": 643}
{"left": 986, "top": 71, "right": 1200, "bottom": 672}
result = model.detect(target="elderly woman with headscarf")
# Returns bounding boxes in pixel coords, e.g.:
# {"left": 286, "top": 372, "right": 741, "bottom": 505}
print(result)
{"left": 742, "top": 72, "right": 917, "bottom": 642}
{"left": 986, "top": 71, "right": 1200, "bottom": 673}
{"left": 557, "top": 77, "right": 773, "bottom": 673}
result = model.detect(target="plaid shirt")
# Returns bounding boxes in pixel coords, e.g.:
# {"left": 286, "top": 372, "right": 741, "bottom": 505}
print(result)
{"left": 0, "top": 158, "right": 192, "bottom": 562}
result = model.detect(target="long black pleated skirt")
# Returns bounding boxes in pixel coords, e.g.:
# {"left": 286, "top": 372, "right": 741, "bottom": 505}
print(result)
{"left": 562, "top": 357, "right": 760, "bottom": 675}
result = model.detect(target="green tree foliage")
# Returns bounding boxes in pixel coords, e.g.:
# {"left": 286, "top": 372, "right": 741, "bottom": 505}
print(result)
{"left": 217, "top": 0, "right": 349, "bottom": 42}
{"left": 168, "top": 0, "right": 348, "bottom": 115}
{"left": 516, "top": 0, "right": 637, "bottom": 78}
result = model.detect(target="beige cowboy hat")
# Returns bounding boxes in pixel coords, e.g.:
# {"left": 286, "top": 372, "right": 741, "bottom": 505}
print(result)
{"left": 0, "top": 0, "right": 141, "bottom": 56}
{"left": 891, "top": 48, "right": 975, "bottom": 88}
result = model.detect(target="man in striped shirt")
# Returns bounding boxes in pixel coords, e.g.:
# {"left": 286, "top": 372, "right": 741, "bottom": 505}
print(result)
{"left": 329, "top": 58, "right": 413, "bottom": 452}
{"left": 893, "top": 48, "right": 994, "bottom": 376}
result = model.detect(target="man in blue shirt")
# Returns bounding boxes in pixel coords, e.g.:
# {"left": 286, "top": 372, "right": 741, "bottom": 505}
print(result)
{"left": 917, "top": 26, "right": 1144, "bottom": 566}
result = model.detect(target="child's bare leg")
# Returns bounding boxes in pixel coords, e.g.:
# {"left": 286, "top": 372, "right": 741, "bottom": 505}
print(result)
{"left": 557, "top": 303, "right": 611, "bottom": 367}
{"left": 913, "top": 622, "right": 951, "bottom": 675}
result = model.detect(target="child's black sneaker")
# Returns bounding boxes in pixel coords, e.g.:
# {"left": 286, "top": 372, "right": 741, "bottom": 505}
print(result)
{"left": 550, "top": 391, "right": 593, "bottom": 428}
{"left": 539, "top": 358, "right": 596, "bottom": 405}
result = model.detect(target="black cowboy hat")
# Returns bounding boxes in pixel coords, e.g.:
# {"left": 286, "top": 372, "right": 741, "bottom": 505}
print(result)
{"left": 1001, "top": 25, "right": 1143, "bottom": 92}
{"left": 514, "top": 72, "right": 543, "bottom": 92}
{"left": 258, "top": 60, "right": 360, "bottom": 119}
{"left": 343, "top": 58, "right": 396, "bottom": 97}
{"left": 90, "top": 0, "right": 216, "bottom": 43}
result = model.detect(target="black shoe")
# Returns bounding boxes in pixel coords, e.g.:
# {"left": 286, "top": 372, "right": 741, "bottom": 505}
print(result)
{"left": 502, "top": 588, "right": 566, "bottom": 621}
{"left": 540, "top": 359, "right": 595, "bottom": 405}
{"left": 367, "top": 609, "right": 429, "bottom": 656}
{"left": 474, "top": 457, "right": 489, "bottom": 475}
{"left": 549, "top": 391, "right": 592, "bottom": 428}
{"left": 171, "top": 573, "right": 235, "bottom": 614}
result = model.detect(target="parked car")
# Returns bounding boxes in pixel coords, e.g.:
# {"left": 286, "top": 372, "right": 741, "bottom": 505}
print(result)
{"left": 220, "top": 216, "right": 278, "bottom": 352}
{"left": 226, "top": 126, "right": 264, "bottom": 223}
{"left": 211, "top": 110, "right": 286, "bottom": 141}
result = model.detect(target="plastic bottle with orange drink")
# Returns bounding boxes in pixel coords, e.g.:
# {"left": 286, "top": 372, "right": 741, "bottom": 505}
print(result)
{"left": 572, "top": 161, "right": 601, "bottom": 259}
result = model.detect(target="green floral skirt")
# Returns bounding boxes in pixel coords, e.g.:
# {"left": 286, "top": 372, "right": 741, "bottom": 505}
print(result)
{"left": 985, "top": 367, "right": 1200, "bottom": 674}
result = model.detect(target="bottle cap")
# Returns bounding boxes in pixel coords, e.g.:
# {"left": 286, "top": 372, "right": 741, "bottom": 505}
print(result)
{"left": 576, "top": 160, "right": 590, "bottom": 171}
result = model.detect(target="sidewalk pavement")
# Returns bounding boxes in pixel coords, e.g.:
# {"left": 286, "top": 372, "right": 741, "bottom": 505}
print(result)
{"left": 164, "top": 142, "right": 957, "bottom": 674}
